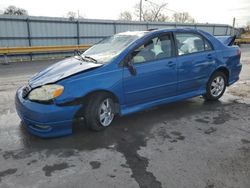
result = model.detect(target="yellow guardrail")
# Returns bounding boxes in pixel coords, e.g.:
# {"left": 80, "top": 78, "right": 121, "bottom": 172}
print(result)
{"left": 0, "top": 44, "right": 91, "bottom": 55}
{"left": 235, "top": 38, "right": 250, "bottom": 44}
{"left": 0, "top": 44, "right": 92, "bottom": 64}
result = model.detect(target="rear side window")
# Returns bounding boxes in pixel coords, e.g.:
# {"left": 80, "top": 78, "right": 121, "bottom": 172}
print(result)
{"left": 175, "top": 33, "right": 212, "bottom": 56}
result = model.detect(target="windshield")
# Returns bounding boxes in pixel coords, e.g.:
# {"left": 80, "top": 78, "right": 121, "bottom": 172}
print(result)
{"left": 82, "top": 31, "right": 147, "bottom": 63}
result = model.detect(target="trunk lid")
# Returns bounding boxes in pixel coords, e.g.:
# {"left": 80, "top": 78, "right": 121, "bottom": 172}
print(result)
{"left": 215, "top": 35, "right": 236, "bottom": 46}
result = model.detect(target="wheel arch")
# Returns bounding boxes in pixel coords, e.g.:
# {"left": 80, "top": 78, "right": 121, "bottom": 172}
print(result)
{"left": 210, "top": 66, "right": 230, "bottom": 85}
{"left": 82, "top": 89, "right": 120, "bottom": 114}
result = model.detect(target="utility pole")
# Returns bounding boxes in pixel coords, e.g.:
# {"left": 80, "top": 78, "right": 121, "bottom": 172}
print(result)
{"left": 139, "top": 0, "right": 142, "bottom": 21}
{"left": 232, "top": 17, "right": 236, "bottom": 35}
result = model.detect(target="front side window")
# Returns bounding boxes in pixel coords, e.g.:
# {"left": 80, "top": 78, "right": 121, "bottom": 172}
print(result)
{"left": 175, "top": 33, "right": 212, "bottom": 56}
{"left": 204, "top": 39, "right": 212, "bottom": 51}
{"left": 131, "top": 34, "right": 173, "bottom": 64}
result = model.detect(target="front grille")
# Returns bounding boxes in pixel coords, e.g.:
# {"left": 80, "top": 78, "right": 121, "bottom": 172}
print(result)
{"left": 22, "top": 85, "right": 31, "bottom": 98}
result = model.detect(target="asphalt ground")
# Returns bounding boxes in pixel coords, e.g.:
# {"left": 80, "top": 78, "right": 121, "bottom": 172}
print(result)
{"left": 0, "top": 45, "right": 249, "bottom": 188}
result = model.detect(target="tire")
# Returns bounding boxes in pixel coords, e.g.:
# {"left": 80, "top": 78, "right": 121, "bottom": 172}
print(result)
{"left": 203, "top": 71, "right": 227, "bottom": 101}
{"left": 84, "top": 93, "right": 115, "bottom": 131}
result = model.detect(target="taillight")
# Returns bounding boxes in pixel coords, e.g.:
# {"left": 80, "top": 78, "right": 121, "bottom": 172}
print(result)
{"left": 237, "top": 49, "right": 241, "bottom": 58}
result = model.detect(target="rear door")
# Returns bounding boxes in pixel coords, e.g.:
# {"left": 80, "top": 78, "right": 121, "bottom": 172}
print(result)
{"left": 123, "top": 33, "right": 177, "bottom": 106}
{"left": 175, "top": 32, "right": 216, "bottom": 94}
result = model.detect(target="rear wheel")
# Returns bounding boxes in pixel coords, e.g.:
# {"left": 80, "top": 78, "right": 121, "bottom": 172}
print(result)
{"left": 84, "top": 93, "right": 115, "bottom": 131}
{"left": 203, "top": 71, "right": 227, "bottom": 101}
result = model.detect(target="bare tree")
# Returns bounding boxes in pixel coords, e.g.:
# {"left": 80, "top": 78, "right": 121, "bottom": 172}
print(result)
{"left": 118, "top": 2, "right": 195, "bottom": 23}
{"left": 66, "top": 11, "right": 84, "bottom": 21}
{"left": 172, "top": 12, "right": 195, "bottom": 23}
{"left": 246, "top": 21, "right": 250, "bottom": 31}
{"left": 119, "top": 11, "right": 133, "bottom": 21}
{"left": 66, "top": 11, "right": 77, "bottom": 21}
{"left": 134, "top": 2, "right": 169, "bottom": 22}
{"left": 3, "top": 5, "right": 28, "bottom": 16}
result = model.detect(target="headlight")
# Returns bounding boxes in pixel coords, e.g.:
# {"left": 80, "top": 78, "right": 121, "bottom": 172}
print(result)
{"left": 28, "top": 84, "right": 64, "bottom": 101}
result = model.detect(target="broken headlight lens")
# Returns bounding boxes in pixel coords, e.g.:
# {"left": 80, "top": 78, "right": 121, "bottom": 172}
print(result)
{"left": 28, "top": 84, "right": 64, "bottom": 101}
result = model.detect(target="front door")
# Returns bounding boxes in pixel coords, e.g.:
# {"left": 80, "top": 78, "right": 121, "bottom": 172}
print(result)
{"left": 123, "top": 33, "right": 177, "bottom": 106}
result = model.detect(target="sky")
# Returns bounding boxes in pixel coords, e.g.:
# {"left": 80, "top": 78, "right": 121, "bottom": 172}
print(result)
{"left": 0, "top": 0, "right": 249, "bottom": 27}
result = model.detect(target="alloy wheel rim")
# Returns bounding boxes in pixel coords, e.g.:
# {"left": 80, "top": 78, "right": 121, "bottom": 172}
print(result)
{"left": 210, "top": 76, "right": 225, "bottom": 97}
{"left": 98, "top": 98, "right": 114, "bottom": 127}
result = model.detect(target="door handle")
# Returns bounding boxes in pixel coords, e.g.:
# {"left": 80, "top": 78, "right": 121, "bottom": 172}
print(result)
{"left": 207, "top": 54, "right": 213, "bottom": 59}
{"left": 166, "top": 61, "right": 175, "bottom": 67}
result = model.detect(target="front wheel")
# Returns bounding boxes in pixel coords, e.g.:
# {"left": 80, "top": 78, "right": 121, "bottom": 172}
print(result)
{"left": 203, "top": 71, "right": 227, "bottom": 101}
{"left": 84, "top": 93, "right": 115, "bottom": 131}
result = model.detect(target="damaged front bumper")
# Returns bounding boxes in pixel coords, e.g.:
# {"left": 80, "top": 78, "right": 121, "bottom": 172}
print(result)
{"left": 15, "top": 87, "right": 81, "bottom": 138}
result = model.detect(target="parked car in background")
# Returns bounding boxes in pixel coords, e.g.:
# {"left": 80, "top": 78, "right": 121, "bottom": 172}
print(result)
{"left": 15, "top": 28, "right": 242, "bottom": 138}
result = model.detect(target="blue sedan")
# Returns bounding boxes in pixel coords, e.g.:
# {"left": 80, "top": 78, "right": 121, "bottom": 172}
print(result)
{"left": 15, "top": 28, "right": 242, "bottom": 138}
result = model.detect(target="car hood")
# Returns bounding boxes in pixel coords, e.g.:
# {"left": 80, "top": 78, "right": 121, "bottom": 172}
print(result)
{"left": 28, "top": 57, "right": 102, "bottom": 88}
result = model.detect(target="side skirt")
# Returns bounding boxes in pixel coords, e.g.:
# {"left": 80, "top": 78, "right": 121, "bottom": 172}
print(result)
{"left": 120, "top": 89, "right": 206, "bottom": 116}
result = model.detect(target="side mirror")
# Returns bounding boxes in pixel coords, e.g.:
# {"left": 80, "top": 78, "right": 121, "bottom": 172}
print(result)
{"left": 127, "top": 60, "right": 137, "bottom": 76}
{"left": 124, "top": 55, "right": 137, "bottom": 76}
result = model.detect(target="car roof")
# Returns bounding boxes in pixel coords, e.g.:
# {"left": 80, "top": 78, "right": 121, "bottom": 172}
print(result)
{"left": 116, "top": 31, "right": 149, "bottom": 36}
{"left": 148, "top": 28, "right": 204, "bottom": 35}
{"left": 117, "top": 28, "right": 208, "bottom": 39}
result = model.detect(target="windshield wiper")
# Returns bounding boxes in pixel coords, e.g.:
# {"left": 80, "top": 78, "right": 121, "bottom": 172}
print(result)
{"left": 74, "top": 50, "right": 86, "bottom": 62}
{"left": 74, "top": 50, "right": 100, "bottom": 64}
{"left": 74, "top": 50, "right": 100, "bottom": 63}
{"left": 83, "top": 55, "right": 98, "bottom": 63}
